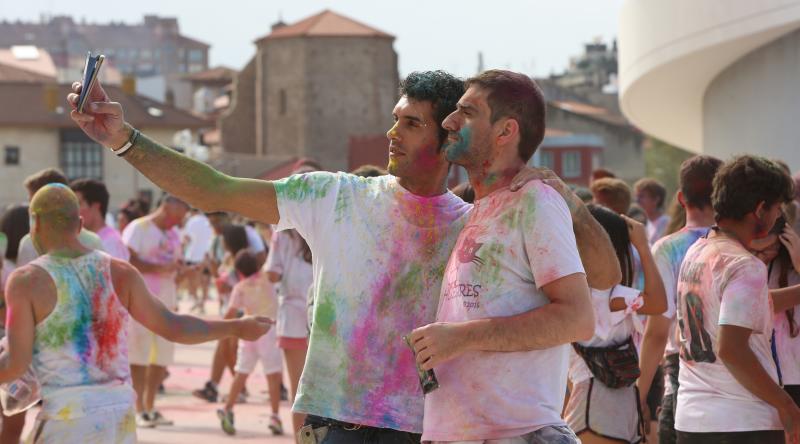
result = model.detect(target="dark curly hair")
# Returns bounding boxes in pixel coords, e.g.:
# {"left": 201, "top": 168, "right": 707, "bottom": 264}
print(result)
{"left": 399, "top": 70, "right": 465, "bottom": 148}
{"left": 712, "top": 155, "right": 795, "bottom": 222}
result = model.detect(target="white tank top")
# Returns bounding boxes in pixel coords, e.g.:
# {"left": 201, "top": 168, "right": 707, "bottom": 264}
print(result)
{"left": 30, "top": 250, "right": 134, "bottom": 419}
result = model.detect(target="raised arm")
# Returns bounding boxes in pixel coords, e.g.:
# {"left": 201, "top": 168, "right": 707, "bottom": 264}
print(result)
{"left": 111, "top": 259, "right": 271, "bottom": 344}
{"left": 411, "top": 272, "right": 594, "bottom": 370}
{"left": 622, "top": 215, "right": 667, "bottom": 315}
{"left": 68, "top": 81, "right": 279, "bottom": 225}
{"left": 512, "top": 168, "right": 622, "bottom": 290}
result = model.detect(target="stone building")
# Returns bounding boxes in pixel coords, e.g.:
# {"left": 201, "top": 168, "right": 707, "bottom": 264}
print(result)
{"left": 218, "top": 10, "right": 398, "bottom": 176}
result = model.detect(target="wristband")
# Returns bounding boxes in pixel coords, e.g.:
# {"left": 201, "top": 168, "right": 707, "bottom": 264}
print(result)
{"left": 113, "top": 127, "right": 139, "bottom": 157}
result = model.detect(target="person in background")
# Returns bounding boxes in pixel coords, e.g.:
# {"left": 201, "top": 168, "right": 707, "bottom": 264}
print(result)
{"left": 591, "top": 178, "right": 632, "bottom": 215}
{"left": 180, "top": 210, "right": 214, "bottom": 313}
{"left": 0, "top": 204, "right": 29, "bottom": 444}
{"left": 565, "top": 204, "right": 667, "bottom": 444}
{"left": 674, "top": 156, "right": 800, "bottom": 444}
{"left": 70, "top": 178, "right": 129, "bottom": 261}
{"left": 17, "top": 168, "right": 103, "bottom": 266}
{"left": 118, "top": 199, "right": 146, "bottom": 234}
{"left": 635, "top": 178, "right": 670, "bottom": 245}
{"left": 591, "top": 168, "right": 617, "bottom": 185}
{"left": 123, "top": 194, "right": 189, "bottom": 428}
{"left": 217, "top": 250, "right": 283, "bottom": 436}
{"left": 664, "top": 191, "right": 687, "bottom": 237}
{"left": 749, "top": 214, "right": 800, "bottom": 408}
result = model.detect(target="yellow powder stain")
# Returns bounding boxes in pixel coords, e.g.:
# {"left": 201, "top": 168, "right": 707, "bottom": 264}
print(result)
{"left": 117, "top": 409, "right": 137, "bottom": 442}
{"left": 56, "top": 404, "right": 73, "bottom": 421}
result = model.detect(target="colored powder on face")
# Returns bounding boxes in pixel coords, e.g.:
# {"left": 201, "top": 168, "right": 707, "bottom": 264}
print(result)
{"left": 444, "top": 126, "right": 472, "bottom": 162}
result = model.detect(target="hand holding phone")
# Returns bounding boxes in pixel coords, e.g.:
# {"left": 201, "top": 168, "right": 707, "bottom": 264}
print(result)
{"left": 77, "top": 51, "right": 105, "bottom": 114}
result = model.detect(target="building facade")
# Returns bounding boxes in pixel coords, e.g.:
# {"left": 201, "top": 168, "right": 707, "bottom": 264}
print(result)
{"left": 219, "top": 10, "right": 398, "bottom": 175}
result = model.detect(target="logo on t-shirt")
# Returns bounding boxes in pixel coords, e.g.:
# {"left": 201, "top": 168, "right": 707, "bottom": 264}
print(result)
{"left": 457, "top": 237, "right": 484, "bottom": 266}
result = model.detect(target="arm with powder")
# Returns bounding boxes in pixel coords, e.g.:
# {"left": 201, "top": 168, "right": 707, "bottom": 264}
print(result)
{"left": 67, "top": 81, "right": 280, "bottom": 225}
{"left": 512, "top": 168, "right": 621, "bottom": 290}
{"left": 111, "top": 259, "right": 272, "bottom": 344}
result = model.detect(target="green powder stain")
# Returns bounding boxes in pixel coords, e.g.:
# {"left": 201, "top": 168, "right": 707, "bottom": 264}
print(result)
{"left": 334, "top": 192, "right": 349, "bottom": 222}
{"left": 313, "top": 288, "right": 338, "bottom": 335}
{"left": 380, "top": 264, "right": 423, "bottom": 312}
{"left": 475, "top": 242, "right": 505, "bottom": 286}
{"left": 499, "top": 206, "right": 520, "bottom": 230}
{"left": 276, "top": 174, "right": 334, "bottom": 202}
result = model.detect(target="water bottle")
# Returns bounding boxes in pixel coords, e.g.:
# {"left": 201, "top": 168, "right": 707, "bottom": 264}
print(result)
{"left": 0, "top": 339, "right": 41, "bottom": 415}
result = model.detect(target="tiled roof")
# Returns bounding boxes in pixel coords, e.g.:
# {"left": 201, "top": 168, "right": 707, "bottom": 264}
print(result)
{"left": 0, "top": 81, "right": 210, "bottom": 129}
{"left": 256, "top": 10, "right": 393, "bottom": 42}
{"left": 550, "top": 100, "right": 629, "bottom": 127}
{"left": 183, "top": 66, "right": 236, "bottom": 83}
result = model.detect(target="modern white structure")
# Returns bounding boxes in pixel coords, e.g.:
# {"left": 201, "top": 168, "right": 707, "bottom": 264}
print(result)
{"left": 618, "top": 0, "right": 800, "bottom": 171}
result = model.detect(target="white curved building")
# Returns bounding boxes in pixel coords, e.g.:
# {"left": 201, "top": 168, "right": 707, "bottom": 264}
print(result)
{"left": 618, "top": 0, "right": 800, "bottom": 170}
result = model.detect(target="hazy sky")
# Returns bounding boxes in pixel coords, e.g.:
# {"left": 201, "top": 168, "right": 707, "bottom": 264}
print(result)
{"left": 1, "top": 0, "right": 624, "bottom": 78}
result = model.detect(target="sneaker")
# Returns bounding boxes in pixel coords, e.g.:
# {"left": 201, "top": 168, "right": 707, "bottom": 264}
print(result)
{"left": 136, "top": 412, "right": 155, "bottom": 428}
{"left": 149, "top": 411, "right": 174, "bottom": 426}
{"left": 269, "top": 414, "right": 283, "bottom": 435}
{"left": 192, "top": 381, "right": 218, "bottom": 403}
{"left": 221, "top": 391, "right": 247, "bottom": 404}
{"left": 217, "top": 409, "right": 236, "bottom": 435}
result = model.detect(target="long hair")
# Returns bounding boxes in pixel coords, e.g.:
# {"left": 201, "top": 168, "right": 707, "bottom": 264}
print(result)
{"left": 588, "top": 204, "right": 633, "bottom": 287}
{"left": 288, "top": 230, "right": 311, "bottom": 263}
{"left": 768, "top": 215, "right": 798, "bottom": 337}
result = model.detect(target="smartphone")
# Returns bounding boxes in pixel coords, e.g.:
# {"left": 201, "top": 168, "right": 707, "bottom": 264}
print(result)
{"left": 77, "top": 51, "right": 105, "bottom": 114}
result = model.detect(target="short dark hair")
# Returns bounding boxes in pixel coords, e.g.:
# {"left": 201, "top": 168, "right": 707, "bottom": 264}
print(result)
{"left": 222, "top": 224, "right": 249, "bottom": 255}
{"left": 712, "top": 155, "right": 794, "bottom": 221}
{"left": 70, "top": 178, "right": 110, "bottom": 217}
{"left": 234, "top": 249, "right": 260, "bottom": 278}
{"left": 634, "top": 178, "right": 667, "bottom": 209}
{"left": 350, "top": 164, "right": 387, "bottom": 178}
{"left": 399, "top": 70, "right": 465, "bottom": 147}
{"left": 680, "top": 155, "right": 723, "bottom": 209}
{"left": 591, "top": 168, "right": 616, "bottom": 182}
{"left": 24, "top": 168, "right": 68, "bottom": 195}
{"left": 465, "top": 70, "right": 546, "bottom": 162}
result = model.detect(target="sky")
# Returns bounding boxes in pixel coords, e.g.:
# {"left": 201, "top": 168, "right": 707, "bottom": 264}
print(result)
{"left": 0, "top": 0, "right": 624, "bottom": 78}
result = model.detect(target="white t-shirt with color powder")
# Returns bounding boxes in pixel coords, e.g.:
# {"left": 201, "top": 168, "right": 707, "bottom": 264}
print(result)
{"left": 122, "top": 217, "right": 182, "bottom": 305}
{"left": 274, "top": 172, "right": 471, "bottom": 433}
{"left": 422, "top": 181, "right": 585, "bottom": 441}
{"left": 97, "top": 225, "right": 130, "bottom": 261}
{"left": 675, "top": 235, "right": 781, "bottom": 433}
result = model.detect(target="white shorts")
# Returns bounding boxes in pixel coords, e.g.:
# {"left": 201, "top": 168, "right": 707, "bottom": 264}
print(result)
{"left": 234, "top": 328, "right": 282, "bottom": 375}
{"left": 29, "top": 405, "right": 136, "bottom": 444}
{"left": 565, "top": 378, "right": 642, "bottom": 443}
{"left": 128, "top": 319, "right": 175, "bottom": 367}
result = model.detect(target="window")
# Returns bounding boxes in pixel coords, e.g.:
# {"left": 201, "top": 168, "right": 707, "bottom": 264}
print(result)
{"left": 188, "top": 63, "right": 204, "bottom": 73}
{"left": 562, "top": 151, "right": 582, "bottom": 179}
{"left": 188, "top": 49, "right": 204, "bottom": 62}
{"left": 4, "top": 146, "right": 20, "bottom": 165}
{"left": 279, "top": 89, "right": 287, "bottom": 115}
{"left": 60, "top": 141, "right": 103, "bottom": 180}
{"left": 538, "top": 151, "right": 554, "bottom": 170}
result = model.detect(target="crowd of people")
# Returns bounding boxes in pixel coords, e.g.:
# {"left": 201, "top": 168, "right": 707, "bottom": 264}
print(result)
{"left": 0, "top": 68, "right": 797, "bottom": 444}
